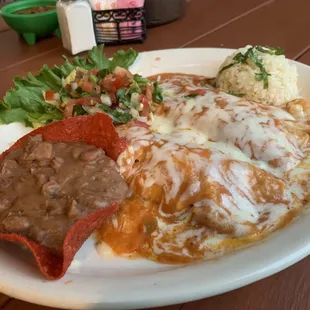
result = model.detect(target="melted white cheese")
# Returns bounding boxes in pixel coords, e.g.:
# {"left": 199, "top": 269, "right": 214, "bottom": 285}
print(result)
{"left": 153, "top": 92, "right": 304, "bottom": 174}
{"left": 115, "top": 75, "right": 308, "bottom": 259}
{"left": 117, "top": 124, "right": 300, "bottom": 237}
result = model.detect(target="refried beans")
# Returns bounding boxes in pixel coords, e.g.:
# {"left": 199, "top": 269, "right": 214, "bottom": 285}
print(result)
{"left": 0, "top": 134, "right": 128, "bottom": 255}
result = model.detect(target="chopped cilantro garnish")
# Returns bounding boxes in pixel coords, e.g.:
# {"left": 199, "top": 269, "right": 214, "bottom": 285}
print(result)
{"left": 73, "top": 105, "right": 87, "bottom": 116}
{"left": 218, "top": 45, "right": 284, "bottom": 89}
{"left": 184, "top": 93, "right": 199, "bottom": 99}
{"left": 255, "top": 46, "right": 284, "bottom": 56}
{"left": 153, "top": 81, "right": 163, "bottom": 103}
{"left": 227, "top": 90, "right": 245, "bottom": 97}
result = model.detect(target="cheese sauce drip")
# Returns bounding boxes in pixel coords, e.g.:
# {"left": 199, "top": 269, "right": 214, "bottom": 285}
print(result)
{"left": 99, "top": 73, "right": 309, "bottom": 263}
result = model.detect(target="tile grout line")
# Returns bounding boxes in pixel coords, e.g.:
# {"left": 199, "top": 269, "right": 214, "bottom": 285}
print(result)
{"left": 0, "top": 297, "right": 12, "bottom": 310}
{"left": 0, "top": 46, "right": 62, "bottom": 73}
{"left": 0, "top": 29, "right": 9, "bottom": 34}
{"left": 179, "top": 0, "right": 275, "bottom": 48}
{"left": 294, "top": 44, "right": 310, "bottom": 61}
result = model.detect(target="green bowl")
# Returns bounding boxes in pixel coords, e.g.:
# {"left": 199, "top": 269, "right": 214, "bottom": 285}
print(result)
{"left": 0, "top": 0, "right": 60, "bottom": 45}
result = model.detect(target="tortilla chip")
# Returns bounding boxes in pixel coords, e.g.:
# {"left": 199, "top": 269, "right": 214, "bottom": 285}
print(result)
{"left": 0, "top": 114, "right": 127, "bottom": 279}
{"left": 0, "top": 114, "right": 127, "bottom": 161}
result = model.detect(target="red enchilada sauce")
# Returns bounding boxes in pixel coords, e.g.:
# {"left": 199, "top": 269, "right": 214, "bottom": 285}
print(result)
{"left": 98, "top": 73, "right": 308, "bottom": 264}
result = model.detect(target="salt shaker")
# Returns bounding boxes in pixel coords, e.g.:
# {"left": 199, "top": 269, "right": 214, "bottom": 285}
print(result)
{"left": 57, "top": 0, "right": 97, "bottom": 55}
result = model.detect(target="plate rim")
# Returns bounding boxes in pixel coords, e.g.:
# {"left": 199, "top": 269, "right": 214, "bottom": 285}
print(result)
{"left": 0, "top": 47, "right": 309, "bottom": 310}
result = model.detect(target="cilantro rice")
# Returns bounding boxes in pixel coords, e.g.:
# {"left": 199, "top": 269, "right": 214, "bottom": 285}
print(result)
{"left": 215, "top": 45, "right": 299, "bottom": 106}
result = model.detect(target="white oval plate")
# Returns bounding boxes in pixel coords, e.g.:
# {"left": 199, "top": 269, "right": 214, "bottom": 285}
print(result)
{"left": 0, "top": 48, "right": 309, "bottom": 310}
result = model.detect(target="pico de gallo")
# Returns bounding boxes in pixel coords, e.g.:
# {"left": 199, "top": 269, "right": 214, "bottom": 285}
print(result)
{"left": 0, "top": 45, "right": 163, "bottom": 127}
{"left": 43, "top": 66, "right": 163, "bottom": 124}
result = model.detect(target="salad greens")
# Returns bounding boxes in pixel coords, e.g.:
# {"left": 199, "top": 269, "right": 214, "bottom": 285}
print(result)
{"left": 0, "top": 75, "right": 63, "bottom": 126}
{"left": 109, "top": 50, "right": 138, "bottom": 72}
{"left": 0, "top": 45, "right": 145, "bottom": 127}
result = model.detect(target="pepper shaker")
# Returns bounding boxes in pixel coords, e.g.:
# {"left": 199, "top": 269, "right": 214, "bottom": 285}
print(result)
{"left": 57, "top": 0, "right": 97, "bottom": 55}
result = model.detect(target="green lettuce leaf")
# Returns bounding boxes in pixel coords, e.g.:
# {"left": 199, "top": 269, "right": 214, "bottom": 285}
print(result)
{"left": 0, "top": 107, "right": 33, "bottom": 127}
{"left": 88, "top": 45, "right": 110, "bottom": 70}
{"left": 0, "top": 104, "right": 62, "bottom": 127}
{"left": 0, "top": 74, "right": 63, "bottom": 127}
{"left": 72, "top": 56, "right": 94, "bottom": 71}
{"left": 109, "top": 48, "right": 138, "bottom": 72}
{"left": 0, "top": 45, "right": 139, "bottom": 127}
{"left": 32, "top": 65, "right": 63, "bottom": 92}
{"left": 57, "top": 57, "right": 76, "bottom": 77}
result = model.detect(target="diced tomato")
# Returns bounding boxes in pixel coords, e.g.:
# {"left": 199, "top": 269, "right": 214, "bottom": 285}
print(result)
{"left": 63, "top": 100, "right": 76, "bottom": 118}
{"left": 145, "top": 84, "right": 153, "bottom": 102}
{"left": 188, "top": 89, "right": 206, "bottom": 96}
{"left": 114, "top": 67, "right": 133, "bottom": 88}
{"left": 140, "top": 94, "right": 149, "bottom": 117}
{"left": 81, "top": 81, "right": 93, "bottom": 93}
{"left": 132, "top": 119, "right": 149, "bottom": 129}
{"left": 45, "top": 90, "right": 55, "bottom": 101}
{"left": 101, "top": 74, "right": 117, "bottom": 93}
{"left": 109, "top": 92, "right": 117, "bottom": 105}
{"left": 114, "top": 76, "right": 122, "bottom": 90}
{"left": 65, "top": 84, "right": 72, "bottom": 92}
{"left": 75, "top": 97, "right": 101, "bottom": 106}
{"left": 101, "top": 74, "right": 128, "bottom": 93}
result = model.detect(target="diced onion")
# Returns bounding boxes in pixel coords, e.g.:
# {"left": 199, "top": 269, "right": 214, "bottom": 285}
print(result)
{"left": 53, "top": 92, "right": 60, "bottom": 101}
{"left": 100, "top": 94, "right": 112, "bottom": 106}
{"left": 130, "top": 108, "right": 140, "bottom": 118}
{"left": 131, "top": 93, "right": 140, "bottom": 108}
{"left": 71, "top": 82, "right": 78, "bottom": 91}
{"left": 87, "top": 107, "right": 104, "bottom": 115}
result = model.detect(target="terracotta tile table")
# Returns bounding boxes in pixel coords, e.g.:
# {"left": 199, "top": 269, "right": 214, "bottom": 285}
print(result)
{"left": 0, "top": 0, "right": 310, "bottom": 309}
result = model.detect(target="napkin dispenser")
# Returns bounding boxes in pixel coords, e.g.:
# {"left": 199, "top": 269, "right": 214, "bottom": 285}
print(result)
{"left": 91, "top": 0, "right": 147, "bottom": 45}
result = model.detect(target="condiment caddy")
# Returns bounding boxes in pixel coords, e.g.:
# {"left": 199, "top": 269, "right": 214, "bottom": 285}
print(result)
{"left": 57, "top": 0, "right": 146, "bottom": 55}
